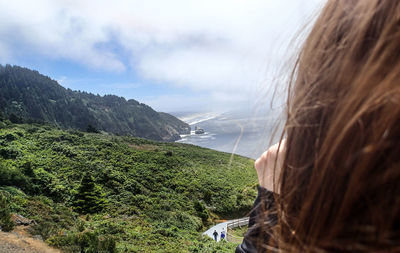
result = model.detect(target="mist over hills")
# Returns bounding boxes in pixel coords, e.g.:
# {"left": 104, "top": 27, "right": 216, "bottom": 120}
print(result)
{"left": 0, "top": 64, "right": 190, "bottom": 141}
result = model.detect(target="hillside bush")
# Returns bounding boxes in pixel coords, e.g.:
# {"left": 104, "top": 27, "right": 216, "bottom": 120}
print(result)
{"left": 0, "top": 192, "right": 15, "bottom": 232}
{"left": 0, "top": 164, "right": 28, "bottom": 189}
{"left": 48, "top": 231, "right": 117, "bottom": 253}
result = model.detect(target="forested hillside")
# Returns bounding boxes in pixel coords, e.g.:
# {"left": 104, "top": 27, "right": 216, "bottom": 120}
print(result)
{"left": 0, "top": 65, "right": 190, "bottom": 141}
{"left": 0, "top": 120, "right": 258, "bottom": 252}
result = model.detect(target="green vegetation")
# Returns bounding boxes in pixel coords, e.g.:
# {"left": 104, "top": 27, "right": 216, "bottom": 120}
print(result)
{"left": 0, "top": 64, "right": 190, "bottom": 142}
{"left": 72, "top": 173, "right": 107, "bottom": 214}
{"left": 0, "top": 192, "right": 15, "bottom": 232}
{"left": 0, "top": 121, "right": 257, "bottom": 252}
{"left": 229, "top": 226, "right": 248, "bottom": 238}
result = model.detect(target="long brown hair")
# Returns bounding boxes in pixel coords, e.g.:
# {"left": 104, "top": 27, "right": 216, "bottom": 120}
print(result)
{"left": 265, "top": 0, "right": 400, "bottom": 251}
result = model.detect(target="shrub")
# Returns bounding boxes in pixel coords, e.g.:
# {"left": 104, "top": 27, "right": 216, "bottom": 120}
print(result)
{"left": 0, "top": 164, "right": 28, "bottom": 189}
{"left": 0, "top": 133, "right": 17, "bottom": 141}
{"left": 0, "top": 192, "right": 15, "bottom": 232}
{"left": 0, "top": 147, "right": 19, "bottom": 159}
{"left": 86, "top": 125, "right": 100, "bottom": 133}
{"left": 194, "top": 200, "right": 209, "bottom": 224}
{"left": 48, "top": 231, "right": 117, "bottom": 253}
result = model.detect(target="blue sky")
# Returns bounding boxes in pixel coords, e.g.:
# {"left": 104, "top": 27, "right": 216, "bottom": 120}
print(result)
{"left": 0, "top": 0, "right": 323, "bottom": 113}
{"left": 10, "top": 54, "right": 199, "bottom": 112}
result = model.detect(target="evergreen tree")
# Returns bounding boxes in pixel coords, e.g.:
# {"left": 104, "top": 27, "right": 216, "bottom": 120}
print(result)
{"left": 73, "top": 173, "right": 106, "bottom": 214}
{"left": 86, "top": 124, "right": 99, "bottom": 133}
{"left": 9, "top": 113, "right": 22, "bottom": 124}
{"left": 0, "top": 193, "right": 15, "bottom": 232}
{"left": 194, "top": 200, "right": 209, "bottom": 224}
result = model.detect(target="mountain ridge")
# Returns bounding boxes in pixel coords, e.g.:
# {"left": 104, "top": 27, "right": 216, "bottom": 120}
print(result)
{"left": 0, "top": 64, "right": 190, "bottom": 141}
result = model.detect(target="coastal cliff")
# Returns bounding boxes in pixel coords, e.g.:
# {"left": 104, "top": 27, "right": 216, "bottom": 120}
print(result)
{"left": 0, "top": 64, "right": 190, "bottom": 141}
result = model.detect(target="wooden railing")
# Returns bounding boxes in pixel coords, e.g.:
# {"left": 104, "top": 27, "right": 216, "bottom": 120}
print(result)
{"left": 227, "top": 217, "right": 249, "bottom": 229}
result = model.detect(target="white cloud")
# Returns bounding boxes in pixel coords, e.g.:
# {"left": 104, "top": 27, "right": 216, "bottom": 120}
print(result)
{"left": 140, "top": 94, "right": 212, "bottom": 113}
{"left": 0, "top": 0, "right": 324, "bottom": 110}
{"left": 100, "top": 82, "right": 142, "bottom": 90}
{"left": 0, "top": 41, "right": 10, "bottom": 62}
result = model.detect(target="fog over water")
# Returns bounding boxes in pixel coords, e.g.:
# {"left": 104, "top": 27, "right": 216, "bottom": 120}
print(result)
{"left": 174, "top": 110, "right": 282, "bottom": 159}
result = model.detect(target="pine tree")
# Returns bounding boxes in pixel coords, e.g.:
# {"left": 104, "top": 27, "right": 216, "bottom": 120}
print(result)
{"left": 73, "top": 173, "right": 106, "bottom": 214}
{"left": 0, "top": 193, "right": 15, "bottom": 232}
{"left": 86, "top": 124, "right": 99, "bottom": 133}
{"left": 9, "top": 113, "right": 22, "bottom": 124}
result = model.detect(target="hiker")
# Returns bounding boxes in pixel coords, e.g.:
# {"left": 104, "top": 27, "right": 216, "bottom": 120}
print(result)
{"left": 220, "top": 228, "right": 225, "bottom": 240}
{"left": 212, "top": 230, "right": 218, "bottom": 241}
{"left": 237, "top": 0, "right": 400, "bottom": 252}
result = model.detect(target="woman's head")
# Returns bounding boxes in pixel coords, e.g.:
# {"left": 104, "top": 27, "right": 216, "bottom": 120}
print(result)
{"left": 272, "top": 0, "right": 400, "bottom": 251}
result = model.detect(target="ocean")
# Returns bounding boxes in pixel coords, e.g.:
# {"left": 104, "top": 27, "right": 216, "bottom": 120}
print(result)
{"left": 173, "top": 110, "right": 282, "bottom": 160}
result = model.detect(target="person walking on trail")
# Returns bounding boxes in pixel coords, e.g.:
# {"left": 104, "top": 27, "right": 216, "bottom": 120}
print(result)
{"left": 213, "top": 230, "right": 218, "bottom": 241}
{"left": 220, "top": 228, "right": 226, "bottom": 240}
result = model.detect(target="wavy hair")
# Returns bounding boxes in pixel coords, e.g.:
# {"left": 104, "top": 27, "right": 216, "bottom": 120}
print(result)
{"left": 263, "top": 1, "right": 400, "bottom": 252}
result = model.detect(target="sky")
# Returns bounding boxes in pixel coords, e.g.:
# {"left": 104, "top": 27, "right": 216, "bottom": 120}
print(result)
{"left": 0, "top": 0, "right": 324, "bottom": 113}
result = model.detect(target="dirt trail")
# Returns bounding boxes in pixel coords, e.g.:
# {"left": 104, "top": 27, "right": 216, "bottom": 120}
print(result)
{"left": 0, "top": 227, "right": 60, "bottom": 253}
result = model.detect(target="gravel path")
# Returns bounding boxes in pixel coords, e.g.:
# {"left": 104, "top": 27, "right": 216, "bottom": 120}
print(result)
{"left": 0, "top": 229, "right": 59, "bottom": 253}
